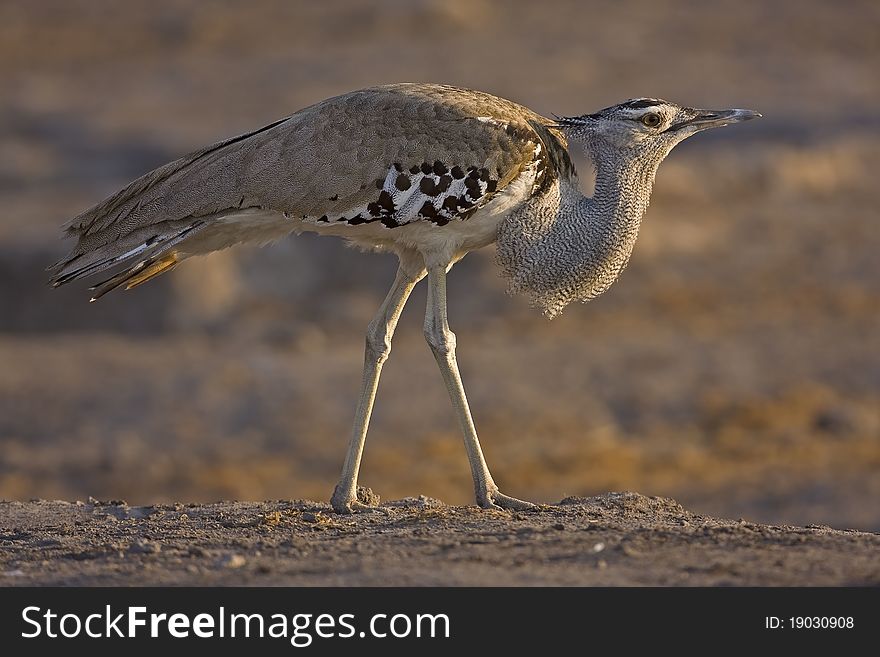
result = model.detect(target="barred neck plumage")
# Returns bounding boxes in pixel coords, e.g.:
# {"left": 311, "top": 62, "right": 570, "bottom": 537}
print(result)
{"left": 589, "top": 138, "right": 662, "bottom": 235}
{"left": 496, "top": 137, "right": 668, "bottom": 319}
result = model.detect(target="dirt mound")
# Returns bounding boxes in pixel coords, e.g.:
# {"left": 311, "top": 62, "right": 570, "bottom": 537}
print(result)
{"left": 1, "top": 493, "right": 877, "bottom": 586}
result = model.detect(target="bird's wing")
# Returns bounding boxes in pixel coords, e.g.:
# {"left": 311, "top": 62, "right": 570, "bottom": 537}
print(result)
{"left": 51, "top": 84, "right": 572, "bottom": 285}
{"left": 267, "top": 84, "right": 573, "bottom": 229}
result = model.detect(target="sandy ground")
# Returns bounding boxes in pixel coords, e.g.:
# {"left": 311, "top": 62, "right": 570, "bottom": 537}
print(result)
{"left": 1, "top": 492, "right": 877, "bottom": 586}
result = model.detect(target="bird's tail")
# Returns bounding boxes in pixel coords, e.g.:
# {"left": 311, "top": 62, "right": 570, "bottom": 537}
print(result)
{"left": 86, "top": 253, "right": 180, "bottom": 302}
{"left": 48, "top": 110, "right": 298, "bottom": 300}
{"left": 48, "top": 218, "right": 207, "bottom": 299}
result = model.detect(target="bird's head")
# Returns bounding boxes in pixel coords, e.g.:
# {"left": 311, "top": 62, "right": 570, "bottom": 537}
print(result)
{"left": 555, "top": 98, "right": 760, "bottom": 157}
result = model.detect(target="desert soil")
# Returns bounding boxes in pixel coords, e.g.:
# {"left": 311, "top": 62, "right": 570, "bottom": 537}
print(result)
{"left": 1, "top": 492, "right": 877, "bottom": 586}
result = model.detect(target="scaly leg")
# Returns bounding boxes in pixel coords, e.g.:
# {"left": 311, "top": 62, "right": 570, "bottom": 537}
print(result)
{"left": 331, "top": 265, "right": 424, "bottom": 513}
{"left": 423, "top": 263, "right": 536, "bottom": 511}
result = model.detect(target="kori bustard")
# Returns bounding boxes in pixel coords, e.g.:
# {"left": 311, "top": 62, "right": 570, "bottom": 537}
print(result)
{"left": 50, "top": 84, "right": 759, "bottom": 513}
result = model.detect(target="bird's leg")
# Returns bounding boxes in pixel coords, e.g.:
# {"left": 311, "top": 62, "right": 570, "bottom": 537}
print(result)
{"left": 423, "top": 263, "right": 536, "bottom": 511}
{"left": 331, "top": 266, "right": 423, "bottom": 513}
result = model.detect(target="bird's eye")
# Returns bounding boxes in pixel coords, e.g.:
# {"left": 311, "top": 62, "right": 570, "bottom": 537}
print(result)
{"left": 641, "top": 113, "right": 661, "bottom": 127}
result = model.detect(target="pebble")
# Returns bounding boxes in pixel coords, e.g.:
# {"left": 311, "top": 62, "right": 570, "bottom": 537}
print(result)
{"left": 221, "top": 554, "right": 247, "bottom": 569}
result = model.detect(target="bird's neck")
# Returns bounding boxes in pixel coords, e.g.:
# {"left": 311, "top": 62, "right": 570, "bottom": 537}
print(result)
{"left": 589, "top": 140, "right": 660, "bottom": 235}
{"left": 496, "top": 140, "right": 664, "bottom": 318}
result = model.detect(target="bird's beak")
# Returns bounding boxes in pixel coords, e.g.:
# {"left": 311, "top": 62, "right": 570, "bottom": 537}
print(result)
{"left": 672, "top": 108, "right": 762, "bottom": 131}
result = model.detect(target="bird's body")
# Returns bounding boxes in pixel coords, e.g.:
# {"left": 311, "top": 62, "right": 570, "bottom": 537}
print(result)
{"left": 54, "top": 85, "right": 567, "bottom": 293}
{"left": 50, "top": 83, "right": 759, "bottom": 512}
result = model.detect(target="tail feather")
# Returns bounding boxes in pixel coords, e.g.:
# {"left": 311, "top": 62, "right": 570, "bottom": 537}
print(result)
{"left": 49, "top": 238, "right": 156, "bottom": 287}
{"left": 122, "top": 255, "right": 179, "bottom": 291}
{"left": 88, "top": 253, "right": 180, "bottom": 302}
{"left": 50, "top": 219, "right": 207, "bottom": 299}
{"left": 49, "top": 112, "right": 299, "bottom": 300}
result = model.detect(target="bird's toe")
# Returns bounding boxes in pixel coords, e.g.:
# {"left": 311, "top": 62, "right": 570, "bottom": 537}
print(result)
{"left": 492, "top": 492, "right": 538, "bottom": 511}
{"left": 477, "top": 490, "right": 539, "bottom": 511}
{"left": 330, "top": 498, "right": 377, "bottom": 514}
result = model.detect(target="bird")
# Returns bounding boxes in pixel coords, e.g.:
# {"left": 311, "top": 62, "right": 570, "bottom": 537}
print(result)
{"left": 49, "top": 83, "right": 760, "bottom": 513}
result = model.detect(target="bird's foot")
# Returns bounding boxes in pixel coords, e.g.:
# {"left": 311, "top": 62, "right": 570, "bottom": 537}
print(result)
{"left": 330, "top": 484, "right": 381, "bottom": 514}
{"left": 477, "top": 489, "right": 538, "bottom": 511}
{"left": 333, "top": 499, "right": 376, "bottom": 514}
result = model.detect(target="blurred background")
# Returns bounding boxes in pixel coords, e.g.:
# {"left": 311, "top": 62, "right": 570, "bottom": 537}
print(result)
{"left": 0, "top": 0, "right": 877, "bottom": 530}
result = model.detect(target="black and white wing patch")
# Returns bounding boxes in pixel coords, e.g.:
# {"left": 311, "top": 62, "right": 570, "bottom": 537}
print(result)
{"left": 307, "top": 161, "right": 499, "bottom": 228}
